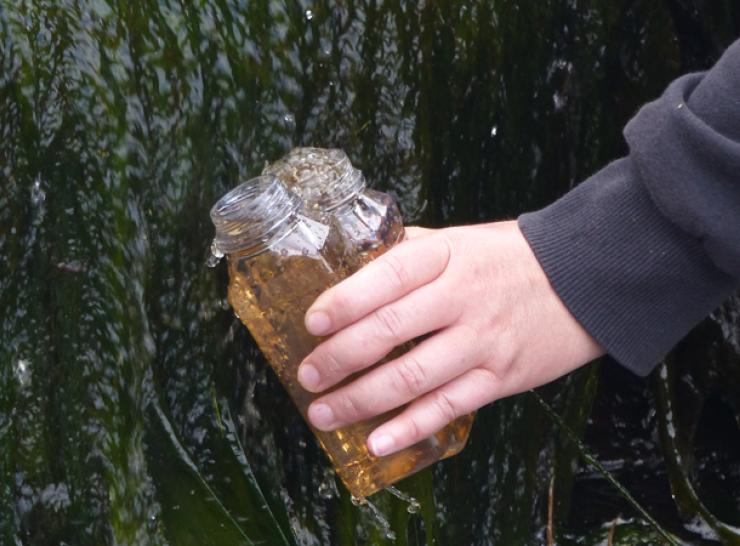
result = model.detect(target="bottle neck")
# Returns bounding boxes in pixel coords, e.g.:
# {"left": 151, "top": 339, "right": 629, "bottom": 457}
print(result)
{"left": 318, "top": 167, "right": 366, "bottom": 212}
{"left": 262, "top": 147, "right": 367, "bottom": 213}
{"left": 210, "top": 175, "right": 301, "bottom": 257}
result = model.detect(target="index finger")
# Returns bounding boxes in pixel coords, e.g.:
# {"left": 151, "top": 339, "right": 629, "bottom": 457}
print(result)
{"left": 305, "top": 232, "right": 452, "bottom": 336}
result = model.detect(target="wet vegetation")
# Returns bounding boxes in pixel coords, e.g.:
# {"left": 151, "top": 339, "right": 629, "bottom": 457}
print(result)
{"left": 1, "top": 1, "right": 738, "bottom": 544}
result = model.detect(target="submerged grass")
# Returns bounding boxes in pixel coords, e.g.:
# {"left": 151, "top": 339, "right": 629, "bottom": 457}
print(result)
{"left": 530, "top": 390, "right": 681, "bottom": 546}
{"left": 0, "top": 1, "right": 738, "bottom": 544}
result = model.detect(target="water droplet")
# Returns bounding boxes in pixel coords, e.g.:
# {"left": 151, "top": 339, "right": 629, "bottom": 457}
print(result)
{"left": 207, "top": 240, "right": 224, "bottom": 267}
{"left": 301, "top": 247, "right": 309, "bottom": 256}
{"left": 283, "top": 113, "right": 295, "bottom": 127}
{"left": 305, "top": 9, "right": 314, "bottom": 21}
{"left": 490, "top": 125, "right": 498, "bottom": 137}
{"left": 280, "top": 248, "right": 288, "bottom": 257}
{"left": 317, "top": 481, "right": 334, "bottom": 499}
{"left": 31, "top": 177, "right": 46, "bottom": 206}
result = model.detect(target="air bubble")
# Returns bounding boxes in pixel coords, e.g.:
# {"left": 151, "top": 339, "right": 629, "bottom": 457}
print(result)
{"left": 31, "top": 177, "right": 46, "bottom": 206}
{"left": 553, "top": 91, "right": 566, "bottom": 111}
{"left": 14, "top": 358, "right": 31, "bottom": 388}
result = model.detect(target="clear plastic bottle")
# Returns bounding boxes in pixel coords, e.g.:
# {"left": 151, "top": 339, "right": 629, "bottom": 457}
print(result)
{"left": 211, "top": 174, "right": 473, "bottom": 499}
{"left": 263, "top": 148, "right": 474, "bottom": 474}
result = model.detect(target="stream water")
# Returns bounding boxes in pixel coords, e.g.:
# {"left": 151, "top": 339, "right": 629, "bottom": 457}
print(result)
{"left": 1, "top": 1, "right": 739, "bottom": 545}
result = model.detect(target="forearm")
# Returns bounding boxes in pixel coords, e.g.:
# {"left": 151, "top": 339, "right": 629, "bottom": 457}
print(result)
{"left": 518, "top": 39, "right": 740, "bottom": 376}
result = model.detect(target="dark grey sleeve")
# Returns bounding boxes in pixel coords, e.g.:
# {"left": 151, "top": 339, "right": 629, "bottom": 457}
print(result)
{"left": 518, "top": 39, "right": 740, "bottom": 376}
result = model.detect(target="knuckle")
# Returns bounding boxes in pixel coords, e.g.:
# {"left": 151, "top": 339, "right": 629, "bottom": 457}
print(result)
{"left": 431, "top": 390, "right": 459, "bottom": 424}
{"left": 403, "top": 415, "right": 423, "bottom": 444}
{"left": 381, "top": 253, "right": 409, "bottom": 290}
{"left": 373, "top": 305, "right": 405, "bottom": 343}
{"left": 457, "top": 323, "right": 482, "bottom": 346}
{"left": 437, "top": 232, "right": 454, "bottom": 271}
{"left": 335, "top": 392, "right": 363, "bottom": 420}
{"left": 322, "top": 349, "right": 343, "bottom": 377}
{"left": 491, "top": 330, "right": 518, "bottom": 372}
{"left": 394, "top": 356, "right": 428, "bottom": 398}
{"left": 326, "top": 290, "right": 349, "bottom": 317}
{"left": 470, "top": 367, "right": 503, "bottom": 390}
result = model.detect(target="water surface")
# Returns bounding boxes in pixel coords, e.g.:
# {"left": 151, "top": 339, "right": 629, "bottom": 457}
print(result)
{"left": 1, "top": 1, "right": 739, "bottom": 545}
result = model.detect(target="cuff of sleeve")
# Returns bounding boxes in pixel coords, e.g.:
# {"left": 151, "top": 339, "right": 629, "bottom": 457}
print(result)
{"left": 518, "top": 158, "right": 736, "bottom": 376}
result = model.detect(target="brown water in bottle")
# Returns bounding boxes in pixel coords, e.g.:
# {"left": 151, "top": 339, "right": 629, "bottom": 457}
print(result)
{"left": 212, "top": 172, "right": 472, "bottom": 499}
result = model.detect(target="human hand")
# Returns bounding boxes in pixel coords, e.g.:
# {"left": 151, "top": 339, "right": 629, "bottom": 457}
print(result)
{"left": 297, "top": 221, "right": 604, "bottom": 457}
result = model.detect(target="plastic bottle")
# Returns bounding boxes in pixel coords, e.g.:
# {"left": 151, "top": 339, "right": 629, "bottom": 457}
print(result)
{"left": 211, "top": 169, "right": 472, "bottom": 499}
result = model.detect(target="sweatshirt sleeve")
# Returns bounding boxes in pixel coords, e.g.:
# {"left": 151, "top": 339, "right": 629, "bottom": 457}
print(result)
{"left": 517, "top": 39, "right": 740, "bottom": 376}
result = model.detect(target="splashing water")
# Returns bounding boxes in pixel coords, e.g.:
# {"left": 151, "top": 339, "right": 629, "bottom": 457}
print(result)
{"left": 386, "top": 485, "right": 421, "bottom": 514}
{"left": 317, "top": 468, "right": 338, "bottom": 500}
{"left": 317, "top": 481, "right": 334, "bottom": 500}
{"left": 351, "top": 495, "right": 396, "bottom": 541}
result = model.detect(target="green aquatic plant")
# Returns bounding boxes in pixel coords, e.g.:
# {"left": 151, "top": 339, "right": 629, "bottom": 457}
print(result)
{"left": 1, "top": 1, "right": 738, "bottom": 545}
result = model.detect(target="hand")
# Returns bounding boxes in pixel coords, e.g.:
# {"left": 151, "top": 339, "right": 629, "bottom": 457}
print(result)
{"left": 297, "top": 221, "right": 604, "bottom": 457}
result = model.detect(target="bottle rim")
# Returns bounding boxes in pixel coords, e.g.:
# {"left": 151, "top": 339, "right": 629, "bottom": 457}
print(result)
{"left": 210, "top": 174, "right": 301, "bottom": 255}
{"left": 262, "top": 147, "right": 367, "bottom": 212}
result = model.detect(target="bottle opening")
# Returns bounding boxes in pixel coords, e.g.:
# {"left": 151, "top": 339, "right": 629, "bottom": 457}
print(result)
{"left": 263, "top": 147, "right": 366, "bottom": 212}
{"left": 210, "top": 174, "right": 300, "bottom": 255}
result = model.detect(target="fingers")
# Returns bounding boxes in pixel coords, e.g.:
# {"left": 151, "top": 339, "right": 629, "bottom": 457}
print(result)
{"left": 305, "top": 232, "right": 451, "bottom": 336}
{"left": 366, "top": 367, "right": 508, "bottom": 457}
{"left": 298, "top": 282, "right": 458, "bottom": 393}
{"left": 305, "top": 326, "right": 480, "bottom": 431}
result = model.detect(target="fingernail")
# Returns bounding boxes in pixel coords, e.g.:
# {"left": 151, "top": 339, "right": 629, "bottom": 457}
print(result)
{"left": 306, "top": 311, "right": 331, "bottom": 336}
{"left": 298, "top": 363, "right": 321, "bottom": 391}
{"left": 308, "top": 403, "right": 335, "bottom": 430}
{"left": 369, "top": 434, "right": 395, "bottom": 457}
